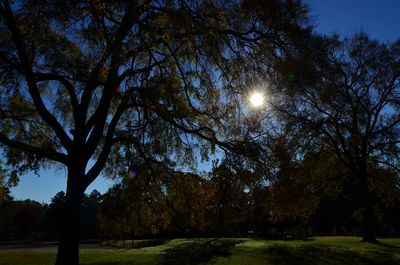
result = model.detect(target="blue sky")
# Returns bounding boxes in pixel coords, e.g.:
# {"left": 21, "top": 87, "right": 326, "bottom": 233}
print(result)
{"left": 10, "top": 0, "right": 400, "bottom": 203}
{"left": 309, "top": 0, "right": 400, "bottom": 42}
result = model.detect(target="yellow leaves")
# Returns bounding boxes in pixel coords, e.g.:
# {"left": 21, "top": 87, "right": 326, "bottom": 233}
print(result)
{"left": 92, "top": 1, "right": 106, "bottom": 12}
{"left": 8, "top": 92, "right": 29, "bottom": 114}
{"left": 162, "top": 32, "right": 170, "bottom": 42}
{"left": 63, "top": 20, "right": 69, "bottom": 29}
{"left": 144, "top": 4, "right": 151, "bottom": 11}
{"left": 98, "top": 67, "right": 109, "bottom": 83}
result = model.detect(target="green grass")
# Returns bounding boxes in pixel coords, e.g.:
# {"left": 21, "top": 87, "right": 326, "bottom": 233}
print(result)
{"left": 0, "top": 237, "right": 399, "bottom": 265}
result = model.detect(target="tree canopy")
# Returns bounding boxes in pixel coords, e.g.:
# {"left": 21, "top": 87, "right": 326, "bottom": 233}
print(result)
{"left": 0, "top": 1, "right": 311, "bottom": 264}
{"left": 274, "top": 34, "right": 400, "bottom": 242}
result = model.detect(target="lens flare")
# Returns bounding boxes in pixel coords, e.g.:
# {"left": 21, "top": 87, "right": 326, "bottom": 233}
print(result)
{"left": 129, "top": 170, "right": 138, "bottom": 178}
{"left": 249, "top": 92, "right": 264, "bottom": 108}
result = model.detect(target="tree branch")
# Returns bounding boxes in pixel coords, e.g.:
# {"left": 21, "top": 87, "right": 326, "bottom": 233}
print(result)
{"left": 0, "top": 132, "right": 67, "bottom": 164}
{"left": 2, "top": 1, "right": 72, "bottom": 152}
{"left": 84, "top": 100, "right": 127, "bottom": 188}
{"left": 34, "top": 72, "right": 79, "bottom": 121}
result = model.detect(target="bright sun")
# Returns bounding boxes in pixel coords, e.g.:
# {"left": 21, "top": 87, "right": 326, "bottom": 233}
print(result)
{"left": 249, "top": 91, "right": 265, "bottom": 108}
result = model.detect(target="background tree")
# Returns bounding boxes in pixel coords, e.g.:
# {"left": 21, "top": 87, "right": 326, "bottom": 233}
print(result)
{"left": 264, "top": 136, "right": 319, "bottom": 238}
{"left": 0, "top": 173, "right": 12, "bottom": 203}
{"left": 208, "top": 160, "right": 248, "bottom": 235}
{"left": 99, "top": 164, "right": 172, "bottom": 242}
{"left": 12, "top": 199, "right": 44, "bottom": 239}
{"left": 0, "top": 198, "right": 46, "bottom": 240}
{"left": 275, "top": 34, "right": 400, "bottom": 242}
{"left": 165, "top": 172, "right": 211, "bottom": 236}
{"left": 80, "top": 190, "right": 102, "bottom": 239}
{"left": 98, "top": 185, "right": 127, "bottom": 243}
{"left": 0, "top": 1, "right": 311, "bottom": 264}
{"left": 43, "top": 191, "right": 66, "bottom": 238}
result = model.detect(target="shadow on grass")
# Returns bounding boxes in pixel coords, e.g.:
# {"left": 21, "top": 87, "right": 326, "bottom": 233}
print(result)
{"left": 105, "top": 239, "right": 171, "bottom": 249}
{"left": 83, "top": 263, "right": 120, "bottom": 265}
{"left": 130, "top": 239, "right": 170, "bottom": 249}
{"left": 376, "top": 241, "right": 400, "bottom": 249}
{"left": 160, "top": 239, "right": 239, "bottom": 265}
{"left": 264, "top": 245, "right": 399, "bottom": 265}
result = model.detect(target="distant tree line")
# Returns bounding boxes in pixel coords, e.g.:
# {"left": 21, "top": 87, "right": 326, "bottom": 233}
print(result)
{"left": 0, "top": 190, "right": 101, "bottom": 241}
{"left": 1, "top": 153, "right": 399, "bottom": 241}
{"left": 98, "top": 154, "right": 400, "bottom": 240}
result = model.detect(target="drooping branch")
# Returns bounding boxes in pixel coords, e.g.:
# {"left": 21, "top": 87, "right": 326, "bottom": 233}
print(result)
{"left": 154, "top": 106, "right": 233, "bottom": 151}
{"left": 2, "top": 1, "right": 73, "bottom": 151}
{"left": 0, "top": 132, "right": 67, "bottom": 164}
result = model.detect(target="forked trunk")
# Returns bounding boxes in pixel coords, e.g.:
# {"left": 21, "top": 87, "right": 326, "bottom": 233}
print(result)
{"left": 55, "top": 171, "right": 84, "bottom": 265}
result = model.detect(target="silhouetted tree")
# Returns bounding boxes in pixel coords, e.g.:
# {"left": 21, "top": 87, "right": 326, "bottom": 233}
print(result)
{"left": 100, "top": 174, "right": 169, "bottom": 241}
{"left": 165, "top": 172, "right": 211, "bottom": 235}
{"left": 0, "top": 199, "right": 45, "bottom": 239}
{"left": 43, "top": 192, "right": 66, "bottom": 237}
{"left": 0, "top": 175, "right": 12, "bottom": 203}
{"left": 209, "top": 160, "right": 247, "bottom": 235}
{"left": 81, "top": 190, "right": 102, "bottom": 239}
{"left": 0, "top": 1, "right": 311, "bottom": 264}
{"left": 276, "top": 34, "right": 400, "bottom": 242}
{"left": 264, "top": 136, "right": 319, "bottom": 238}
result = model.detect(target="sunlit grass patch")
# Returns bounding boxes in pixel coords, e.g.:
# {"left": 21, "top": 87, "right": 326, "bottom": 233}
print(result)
{"left": 0, "top": 237, "right": 399, "bottom": 265}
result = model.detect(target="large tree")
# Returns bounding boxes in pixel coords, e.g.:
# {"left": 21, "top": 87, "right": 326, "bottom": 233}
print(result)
{"left": 0, "top": 0, "right": 310, "bottom": 264}
{"left": 276, "top": 34, "right": 400, "bottom": 242}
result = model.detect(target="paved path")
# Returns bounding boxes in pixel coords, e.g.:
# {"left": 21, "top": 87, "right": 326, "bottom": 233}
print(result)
{"left": 0, "top": 241, "right": 111, "bottom": 251}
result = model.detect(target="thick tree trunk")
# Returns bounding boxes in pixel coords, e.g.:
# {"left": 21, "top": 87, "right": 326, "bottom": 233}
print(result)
{"left": 358, "top": 169, "right": 377, "bottom": 243}
{"left": 335, "top": 223, "right": 342, "bottom": 236}
{"left": 55, "top": 171, "right": 84, "bottom": 265}
{"left": 217, "top": 206, "right": 224, "bottom": 236}
{"left": 361, "top": 203, "right": 376, "bottom": 243}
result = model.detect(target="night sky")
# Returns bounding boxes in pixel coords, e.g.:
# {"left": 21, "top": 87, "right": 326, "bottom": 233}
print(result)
{"left": 10, "top": 0, "right": 400, "bottom": 203}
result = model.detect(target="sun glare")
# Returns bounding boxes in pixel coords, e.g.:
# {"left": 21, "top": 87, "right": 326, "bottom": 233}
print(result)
{"left": 249, "top": 91, "right": 265, "bottom": 108}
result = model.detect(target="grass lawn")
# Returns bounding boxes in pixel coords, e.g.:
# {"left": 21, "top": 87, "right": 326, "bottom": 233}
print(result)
{"left": 0, "top": 237, "right": 399, "bottom": 265}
